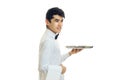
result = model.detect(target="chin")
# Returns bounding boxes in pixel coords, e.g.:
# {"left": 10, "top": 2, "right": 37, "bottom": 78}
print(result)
{"left": 55, "top": 30, "right": 60, "bottom": 33}
{"left": 57, "top": 31, "right": 61, "bottom": 33}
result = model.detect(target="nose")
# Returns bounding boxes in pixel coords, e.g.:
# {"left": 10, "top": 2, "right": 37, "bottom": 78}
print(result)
{"left": 58, "top": 22, "right": 63, "bottom": 27}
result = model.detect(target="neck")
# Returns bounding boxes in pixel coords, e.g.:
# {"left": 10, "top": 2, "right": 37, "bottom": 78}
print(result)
{"left": 47, "top": 27, "right": 58, "bottom": 34}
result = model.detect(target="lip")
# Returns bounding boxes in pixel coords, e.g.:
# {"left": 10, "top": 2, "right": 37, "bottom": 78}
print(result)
{"left": 57, "top": 27, "right": 61, "bottom": 31}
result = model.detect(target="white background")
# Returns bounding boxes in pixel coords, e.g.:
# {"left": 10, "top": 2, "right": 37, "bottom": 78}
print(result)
{"left": 0, "top": 0, "right": 120, "bottom": 80}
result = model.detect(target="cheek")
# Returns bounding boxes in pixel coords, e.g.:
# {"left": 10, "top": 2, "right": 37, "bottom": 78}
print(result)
{"left": 53, "top": 23, "right": 58, "bottom": 27}
{"left": 50, "top": 23, "right": 57, "bottom": 30}
{"left": 61, "top": 23, "right": 63, "bottom": 26}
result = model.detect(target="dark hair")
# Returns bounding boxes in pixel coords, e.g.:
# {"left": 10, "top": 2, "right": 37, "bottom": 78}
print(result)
{"left": 46, "top": 7, "right": 65, "bottom": 22}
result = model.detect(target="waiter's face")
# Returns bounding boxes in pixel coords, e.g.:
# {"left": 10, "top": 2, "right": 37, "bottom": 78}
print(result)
{"left": 46, "top": 15, "right": 64, "bottom": 33}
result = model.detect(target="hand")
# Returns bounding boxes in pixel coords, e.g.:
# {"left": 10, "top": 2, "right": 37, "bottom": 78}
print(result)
{"left": 60, "top": 64, "right": 66, "bottom": 74}
{"left": 69, "top": 48, "right": 83, "bottom": 55}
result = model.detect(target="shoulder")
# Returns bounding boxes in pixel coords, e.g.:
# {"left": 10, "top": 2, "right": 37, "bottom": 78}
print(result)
{"left": 40, "top": 39, "right": 54, "bottom": 48}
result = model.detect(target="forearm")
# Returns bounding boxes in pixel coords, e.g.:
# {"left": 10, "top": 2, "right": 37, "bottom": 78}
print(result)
{"left": 69, "top": 51, "right": 72, "bottom": 56}
{"left": 61, "top": 52, "right": 70, "bottom": 62}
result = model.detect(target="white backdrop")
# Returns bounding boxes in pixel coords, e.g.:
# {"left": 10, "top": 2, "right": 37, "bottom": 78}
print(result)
{"left": 0, "top": 0, "right": 120, "bottom": 80}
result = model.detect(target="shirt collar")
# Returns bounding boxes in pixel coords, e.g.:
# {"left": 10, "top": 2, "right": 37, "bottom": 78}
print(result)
{"left": 46, "top": 28, "right": 58, "bottom": 39}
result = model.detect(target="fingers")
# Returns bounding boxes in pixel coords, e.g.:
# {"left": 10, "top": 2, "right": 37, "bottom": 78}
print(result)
{"left": 73, "top": 49, "right": 82, "bottom": 52}
{"left": 71, "top": 49, "right": 83, "bottom": 54}
{"left": 69, "top": 48, "right": 83, "bottom": 55}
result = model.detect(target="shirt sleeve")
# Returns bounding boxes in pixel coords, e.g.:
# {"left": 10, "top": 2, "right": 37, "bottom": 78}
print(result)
{"left": 61, "top": 52, "right": 70, "bottom": 62}
{"left": 39, "top": 40, "right": 62, "bottom": 75}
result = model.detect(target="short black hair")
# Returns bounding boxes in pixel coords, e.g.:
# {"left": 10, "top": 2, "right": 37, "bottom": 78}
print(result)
{"left": 46, "top": 7, "right": 65, "bottom": 22}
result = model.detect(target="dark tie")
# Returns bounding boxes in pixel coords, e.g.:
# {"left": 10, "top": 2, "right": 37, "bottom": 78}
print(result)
{"left": 55, "top": 34, "right": 59, "bottom": 40}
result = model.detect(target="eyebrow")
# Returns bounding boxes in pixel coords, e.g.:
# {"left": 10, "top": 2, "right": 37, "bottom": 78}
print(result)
{"left": 54, "top": 18, "right": 63, "bottom": 22}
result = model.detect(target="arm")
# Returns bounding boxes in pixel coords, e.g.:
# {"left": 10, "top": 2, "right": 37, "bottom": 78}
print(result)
{"left": 61, "top": 48, "right": 83, "bottom": 62}
{"left": 39, "top": 41, "right": 65, "bottom": 75}
{"left": 61, "top": 52, "right": 70, "bottom": 62}
{"left": 39, "top": 41, "right": 61, "bottom": 71}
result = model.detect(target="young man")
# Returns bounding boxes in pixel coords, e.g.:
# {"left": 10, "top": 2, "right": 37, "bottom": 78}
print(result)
{"left": 38, "top": 7, "right": 82, "bottom": 80}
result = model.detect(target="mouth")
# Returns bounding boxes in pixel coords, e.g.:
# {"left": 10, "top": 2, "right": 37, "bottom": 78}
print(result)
{"left": 57, "top": 27, "right": 61, "bottom": 31}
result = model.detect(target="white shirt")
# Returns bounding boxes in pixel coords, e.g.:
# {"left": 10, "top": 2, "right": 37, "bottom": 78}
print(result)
{"left": 38, "top": 29, "right": 70, "bottom": 80}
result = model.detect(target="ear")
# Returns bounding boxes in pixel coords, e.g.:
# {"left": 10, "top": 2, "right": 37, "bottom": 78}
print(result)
{"left": 45, "top": 19, "right": 50, "bottom": 25}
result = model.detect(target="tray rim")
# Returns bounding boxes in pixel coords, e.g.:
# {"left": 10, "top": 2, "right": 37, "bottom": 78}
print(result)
{"left": 66, "top": 45, "right": 93, "bottom": 49}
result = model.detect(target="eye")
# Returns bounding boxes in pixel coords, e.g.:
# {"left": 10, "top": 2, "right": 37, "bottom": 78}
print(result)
{"left": 55, "top": 19, "right": 59, "bottom": 22}
{"left": 61, "top": 19, "right": 63, "bottom": 22}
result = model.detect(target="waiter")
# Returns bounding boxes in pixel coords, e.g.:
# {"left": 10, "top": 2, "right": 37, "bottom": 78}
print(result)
{"left": 38, "top": 7, "right": 83, "bottom": 80}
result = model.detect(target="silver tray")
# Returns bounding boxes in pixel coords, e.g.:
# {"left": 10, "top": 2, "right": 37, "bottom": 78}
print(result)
{"left": 66, "top": 46, "right": 93, "bottom": 49}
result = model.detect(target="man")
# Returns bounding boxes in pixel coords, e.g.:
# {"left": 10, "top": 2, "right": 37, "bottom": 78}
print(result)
{"left": 38, "top": 7, "right": 82, "bottom": 80}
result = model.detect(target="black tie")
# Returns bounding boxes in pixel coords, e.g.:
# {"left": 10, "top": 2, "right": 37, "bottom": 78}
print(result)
{"left": 55, "top": 34, "right": 59, "bottom": 40}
